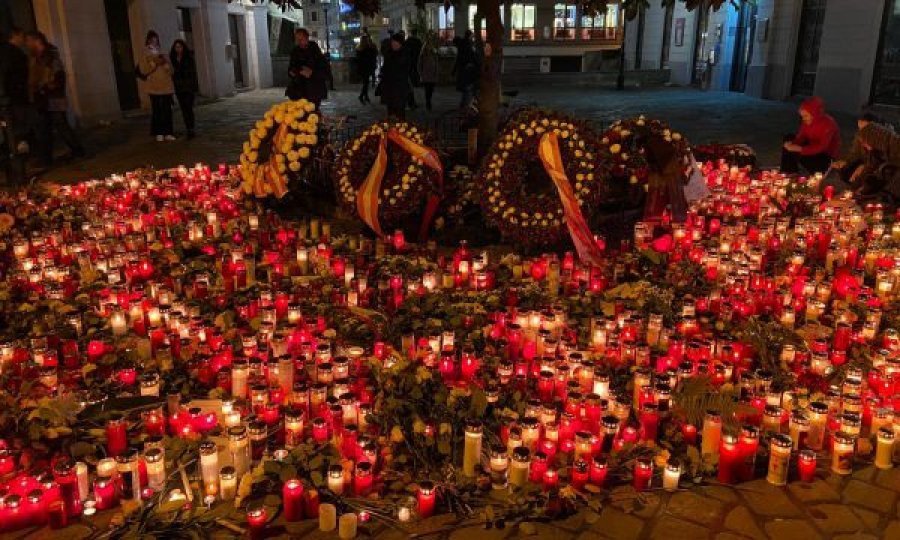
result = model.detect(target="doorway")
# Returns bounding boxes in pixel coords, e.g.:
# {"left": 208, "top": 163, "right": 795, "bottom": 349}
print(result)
{"left": 228, "top": 14, "right": 246, "bottom": 88}
{"left": 660, "top": 2, "right": 674, "bottom": 69}
{"left": 791, "top": 0, "right": 827, "bottom": 96}
{"left": 690, "top": 1, "right": 711, "bottom": 86}
{"left": 729, "top": 0, "right": 757, "bottom": 92}
{"left": 104, "top": 0, "right": 140, "bottom": 111}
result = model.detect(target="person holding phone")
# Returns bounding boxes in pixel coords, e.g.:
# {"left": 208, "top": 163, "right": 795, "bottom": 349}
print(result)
{"left": 138, "top": 30, "right": 175, "bottom": 141}
{"left": 286, "top": 28, "right": 327, "bottom": 109}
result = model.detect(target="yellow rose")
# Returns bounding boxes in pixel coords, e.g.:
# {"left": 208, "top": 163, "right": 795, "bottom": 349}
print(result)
{"left": 289, "top": 161, "right": 301, "bottom": 172}
{"left": 390, "top": 426, "right": 404, "bottom": 443}
{"left": 610, "top": 144, "right": 621, "bottom": 154}
{"left": 298, "top": 147, "right": 310, "bottom": 159}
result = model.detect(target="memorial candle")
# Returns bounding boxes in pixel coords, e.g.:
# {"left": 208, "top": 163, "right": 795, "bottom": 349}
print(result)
{"left": 701, "top": 411, "right": 722, "bottom": 458}
{"left": 327, "top": 464, "right": 345, "bottom": 495}
{"left": 633, "top": 457, "right": 652, "bottom": 491}
{"left": 766, "top": 434, "right": 792, "bottom": 486}
{"left": 797, "top": 449, "right": 817, "bottom": 482}
{"left": 875, "top": 427, "right": 894, "bottom": 469}
{"left": 246, "top": 504, "right": 268, "bottom": 540}
{"left": 144, "top": 448, "right": 165, "bottom": 491}
{"left": 663, "top": 459, "right": 681, "bottom": 491}
{"left": 831, "top": 432, "right": 855, "bottom": 475}
{"left": 806, "top": 402, "right": 828, "bottom": 451}
{"left": 417, "top": 481, "right": 436, "bottom": 518}
{"left": 463, "top": 420, "right": 483, "bottom": 477}
{"left": 738, "top": 426, "right": 759, "bottom": 482}
{"left": 353, "top": 462, "right": 373, "bottom": 496}
{"left": 228, "top": 426, "right": 251, "bottom": 479}
{"left": 106, "top": 414, "right": 128, "bottom": 458}
{"left": 283, "top": 479, "right": 304, "bottom": 521}
{"left": 489, "top": 445, "right": 509, "bottom": 489}
{"left": 218, "top": 466, "right": 237, "bottom": 501}
{"left": 93, "top": 476, "right": 117, "bottom": 510}
{"left": 717, "top": 432, "right": 740, "bottom": 484}
{"left": 339, "top": 512, "right": 358, "bottom": 540}
{"left": 509, "top": 447, "right": 530, "bottom": 488}
{"left": 199, "top": 440, "right": 219, "bottom": 495}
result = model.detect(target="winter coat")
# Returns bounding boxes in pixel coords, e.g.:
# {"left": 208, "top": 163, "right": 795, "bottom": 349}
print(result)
{"left": 418, "top": 47, "right": 439, "bottom": 84}
{"left": 379, "top": 48, "right": 410, "bottom": 109}
{"left": 286, "top": 41, "right": 328, "bottom": 103}
{"left": 793, "top": 96, "right": 841, "bottom": 159}
{"left": 405, "top": 36, "right": 422, "bottom": 85}
{"left": 356, "top": 45, "right": 377, "bottom": 78}
{"left": 0, "top": 42, "right": 28, "bottom": 106}
{"left": 452, "top": 38, "right": 478, "bottom": 90}
{"left": 29, "top": 45, "right": 68, "bottom": 111}
{"left": 170, "top": 51, "right": 199, "bottom": 94}
{"left": 138, "top": 48, "right": 175, "bottom": 96}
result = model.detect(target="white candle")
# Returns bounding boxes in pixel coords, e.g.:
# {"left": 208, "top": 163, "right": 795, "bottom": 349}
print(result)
{"left": 200, "top": 441, "right": 219, "bottom": 494}
{"left": 831, "top": 432, "right": 855, "bottom": 475}
{"left": 231, "top": 360, "right": 249, "bottom": 399}
{"left": 145, "top": 447, "right": 166, "bottom": 490}
{"left": 228, "top": 426, "right": 251, "bottom": 479}
{"left": 75, "top": 461, "right": 89, "bottom": 501}
{"left": 319, "top": 503, "right": 337, "bottom": 531}
{"left": 278, "top": 356, "right": 294, "bottom": 395}
{"left": 663, "top": 460, "right": 681, "bottom": 491}
{"left": 219, "top": 466, "right": 237, "bottom": 501}
{"left": 327, "top": 465, "right": 344, "bottom": 494}
{"left": 766, "top": 434, "right": 792, "bottom": 486}
{"left": 338, "top": 512, "right": 358, "bottom": 539}
{"left": 463, "top": 420, "right": 483, "bottom": 477}
{"left": 875, "top": 428, "right": 894, "bottom": 469}
{"left": 110, "top": 309, "right": 127, "bottom": 336}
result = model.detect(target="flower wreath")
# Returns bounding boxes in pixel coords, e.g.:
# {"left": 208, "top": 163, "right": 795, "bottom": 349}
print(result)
{"left": 334, "top": 121, "right": 442, "bottom": 238}
{"left": 602, "top": 116, "right": 691, "bottom": 187}
{"left": 239, "top": 99, "right": 320, "bottom": 199}
{"left": 479, "top": 109, "right": 608, "bottom": 251}
{"left": 692, "top": 143, "right": 757, "bottom": 169}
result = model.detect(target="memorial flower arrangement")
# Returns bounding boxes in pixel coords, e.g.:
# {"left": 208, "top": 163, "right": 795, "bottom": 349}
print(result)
{"left": 691, "top": 143, "right": 757, "bottom": 169}
{"left": 478, "top": 109, "right": 610, "bottom": 249}
{"left": 0, "top": 148, "right": 896, "bottom": 538}
{"left": 333, "top": 121, "right": 442, "bottom": 236}
{"left": 239, "top": 99, "right": 320, "bottom": 199}
{"left": 602, "top": 116, "right": 691, "bottom": 188}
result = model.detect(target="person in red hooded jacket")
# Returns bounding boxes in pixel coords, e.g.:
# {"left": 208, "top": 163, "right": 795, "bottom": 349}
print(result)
{"left": 781, "top": 96, "right": 841, "bottom": 175}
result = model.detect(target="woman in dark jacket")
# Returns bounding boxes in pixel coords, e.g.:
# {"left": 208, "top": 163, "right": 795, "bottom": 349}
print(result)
{"left": 170, "top": 39, "right": 199, "bottom": 138}
{"left": 356, "top": 34, "right": 378, "bottom": 104}
{"left": 286, "top": 28, "right": 328, "bottom": 108}
{"left": 379, "top": 34, "right": 410, "bottom": 119}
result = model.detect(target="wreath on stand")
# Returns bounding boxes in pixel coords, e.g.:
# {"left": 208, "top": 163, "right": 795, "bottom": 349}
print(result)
{"left": 601, "top": 116, "right": 691, "bottom": 188}
{"left": 333, "top": 121, "right": 443, "bottom": 240}
{"left": 478, "top": 109, "right": 609, "bottom": 255}
{"left": 239, "top": 99, "right": 320, "bottom": 199}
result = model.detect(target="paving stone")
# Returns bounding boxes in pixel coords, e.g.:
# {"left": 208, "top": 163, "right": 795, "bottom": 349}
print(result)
{"left": 807, "top": 503, "right": 864, "bottom": 534}
{"left": 832, "top": 534, "right": 878, "bottom": 540}
{"left": 576, "top": 532, "right": 605, "bottom": 540}
{"left": 842, "top": 479, "right": 898, "bottom": 514}
{"left": 448, "top": 525, "right": 508, "bottom": 540}
{"left": 884, "top": 521, "right": 900, "bottom": 538}
{"left": 648, "top": 515, "right": 711, "bottom": 540}
{"left": 715, "top": 534, "right": 752, "bottom": 540}
{"left": 851, "top": 467, "right": 877, "bottom": 482}
{"left": 697, "top": 485, "right": 740, "bottom": 504}
{"left": 763, "top": 519, "right": 823, "bottom": 540}
{"left": 736, "top": 479, "right": 802, "bottom": 518}
{"left": 632, "top": 491, "right": 662, "bottom": 519}
{"left": 666, "top": 491, "right": 726, "bottom": 527}
{"left": 590, "top": 507, "right": 644, "bottom": 540}
{"left": 787, "top": 480, "right": 841, "bottom": 504}
{"left": 875, "top": 467, "right": 900, "bottom": 493}
{"left": 851, "top": 506, "right": 881, "bottom": 531}
{"left": 723, "top": 505, "right": 766, "bottom": 540}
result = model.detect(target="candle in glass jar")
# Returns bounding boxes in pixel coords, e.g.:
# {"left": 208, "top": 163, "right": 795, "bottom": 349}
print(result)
{"left": 806, "top": 402, "right": 828, "bottom": 451}
{"left": 489, "top": 445, "right": 509, "bottom": 490}
{"left": 766, "top": 434, "right": 792, "bottom": 486}
{"left": 633, "top": 458, "right": 652, "bottom": 491}
{"left": 338, "top": 512, "right": 358, "bottom": 539}
{"left": 75, "top": 462, "right": 89, "bottom": 502}
{"left": 231, "top": 359, "right": 249, "bottom": 399}
{"left": 246, "top": 504, "right": 268, "bottom": 540}
{"left": 831, "top": 432, "right": 855, "bottom": 475}
{"left": 797, "top": 450, "right": 816, "bottom": 482}
{"left": 144, "top": 447, "right": 166, "bottom": 491}
{"left": 663, "top": 459, "right": 681, "bottom": 491}
{"left": 717, "top": 432, "right": 740, "bottom": 484}
{"left": 283, "top": 479, "right": 305, "bottom": 521}
{"left": 327, "top": 464, "right": 345, "bottom": 495}
{"left": 417, "top": 480, "right": 436, "bottom": 518}
{"left": 319, "top": 503, "right": 337, "bottom": 531}
{"left": 219, "top": 466, "right": 237, "bottom": 500}
{"left": 93, "top": 476, "right": 117, "bottom": 510}
{"left": 106, "top": 414, "right": 128, "bottom": 457}
{"left": 284, "top": 408, "right": 304, "bottom": 448}
{"left": 701, "top": 411, "right": 722, "bottom": 459}
{"left": 462, "top": 420, "right": 483, "bottom": 477}
{"left": 199, "top": 440, "right": 219, "bottom": 495}
{"left": 110, "top": 309, "right": 127, "bottom": 336}
{"left": 228, "top": 426, "right": 251, "bottom": 479}
{"left": 875, "top": 427, "right": 894, "bottom": 469}
{"left": 509, "top": 447, "right": 530, "bottom": 488}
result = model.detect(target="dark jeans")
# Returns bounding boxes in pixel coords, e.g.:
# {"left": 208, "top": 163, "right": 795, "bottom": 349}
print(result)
{"left": 150, "top": 94, "right": 173, "bottom": 136}
{"left": 781, "top": 133, "right": 832, "bottom": 175}
{"left": 35, "top": 110, "right": 84, "bottom": 166}
{"left": 423, "top": 83, "right": 435, "bottom": 110}
{"left": 359, "top": 74, "right": 373, "bottom": 100}
{"left": 175, "top": 91, "right": 195, "bottom": 133}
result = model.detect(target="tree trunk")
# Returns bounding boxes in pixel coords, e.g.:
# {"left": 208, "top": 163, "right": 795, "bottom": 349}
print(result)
{"left": 476, "top": 0, "right": 503, "bottom": 156}
{"left": 617, "top": 18, "right": 627, "bottom": 90}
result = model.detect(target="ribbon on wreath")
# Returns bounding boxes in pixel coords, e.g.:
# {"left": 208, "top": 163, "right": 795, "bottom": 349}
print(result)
{"left": 538, "top": 132, "right": 604, "bottom": 266}
{"left": 356, "top": 128, "right": 444, "bottom": 241}
{"left": 256, "top": 122, "right": 290, "bottom": 199}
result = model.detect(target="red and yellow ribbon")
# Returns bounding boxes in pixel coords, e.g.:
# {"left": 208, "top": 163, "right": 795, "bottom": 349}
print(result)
{"left": 538, "top": 132, "right": 604, "bottom": 266}
{"left": 355, "top": 129, "right": 444, "bottom": 240}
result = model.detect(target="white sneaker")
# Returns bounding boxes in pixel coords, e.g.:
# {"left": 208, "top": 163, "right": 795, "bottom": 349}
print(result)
{"left": 164, "top": 135, "right": 176, "bottom": 141}
{"left": 155, "top": 135, "right": 164, "bottom": 142}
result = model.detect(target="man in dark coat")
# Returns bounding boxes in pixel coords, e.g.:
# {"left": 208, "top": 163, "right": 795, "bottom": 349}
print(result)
{"left": 380, "top": 33, "right": 410, "bottom": 119}
{"left": 286, "top": 28, "right": 328, "bottom": 108}
{"left": 404, "top": 29, "right": 422, "bottom": 109}
{"left": 833, "top": 119, "right": 900, "bottom": 206}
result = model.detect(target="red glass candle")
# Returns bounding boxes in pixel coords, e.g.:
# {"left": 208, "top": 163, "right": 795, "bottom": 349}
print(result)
{"left": 93, "top": 476, "right": 117, "bottom": 510}
{"left": 717, "top": 432, "right": 740, "bottom": 484}
{"left": 633, "top": 458, "right": 652, "bottom": 491}
{"left": 738, "top": 426, "right": 759, "bottom": 482}
{"left": 798, "top": 449, "right": 816, "bottom": 482}
{"left": 106, "top": 415, "right": 128, "bottom": 457}
{"left": 640, "top": 405, "right": 660, "bottom": 442}
{"left": 304, "top": 488, "right": 320, "bottom": 517}
{"left": 417, "top": 480, "right": 436, "bottom": 518}
{"left": 571, "top": 460, "right": 589, "bottom": 491}
{"left": 590, "top": 456, "right": 608, "bottom": 487}
{"left": 353, "top": 462, "right": 374, "bottom": 496}
{"left": 529, "top": 451, "right": 549, "bottom": 483}
{"left": 282, "top": 479, "right": 304, "bottom": 522}
{"left": 246, "top": 505, "right": 268, "bottom": 540}
{"left": 542, "top": 468, "right": 559, "bottom": 492}
{"left": 312, "top": 417, "right": 329, "bottom": 444}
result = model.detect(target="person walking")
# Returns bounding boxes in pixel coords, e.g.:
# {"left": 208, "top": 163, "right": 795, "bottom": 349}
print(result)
{"left": 137, "top": 31, "right": 175, "bottom": 142}
{"left": 170, "top": 39, "right": 198, "bottom": 139}
{"left": 452, "top": 33, "right": 478, "bottom": 110}
{"left": 286, "top": 28, "right": 328, "bottom": 109}
{"left": 380, "top": 33, "right": 411, "bottom": 119}
{"left": 781, "top": 96, "right": 841, "bottom": 175}
{"left": 405, "top": 29, "right": 422, "bottom": 109}
{"left": 25, "top": 31, "right": 84, "bottom": 166}
{"left": 356, "top": 34, "right": 377, "bottom": 104}
{"left": 418, "top": 37, "right": 439, "bottom": 111}
{"left": 0, "top": 27, "right": 30, "bottom": 182}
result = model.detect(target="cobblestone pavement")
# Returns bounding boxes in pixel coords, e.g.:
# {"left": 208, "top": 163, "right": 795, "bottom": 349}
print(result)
{"left": 34, "top": 465, "right": 900, "bottom": 540}
{"left": 39, "top": 84, "right": 859, "bottom": 184}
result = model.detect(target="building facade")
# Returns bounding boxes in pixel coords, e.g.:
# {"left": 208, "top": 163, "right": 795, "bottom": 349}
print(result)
{"left": 378, "top": 0, "right": 624, "bottom": 73}
{"left": 1, "top": 0, "right": 295, "bottom": 124}
{"left": 624, "top": 0, "right": 899, "bottom": 115}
